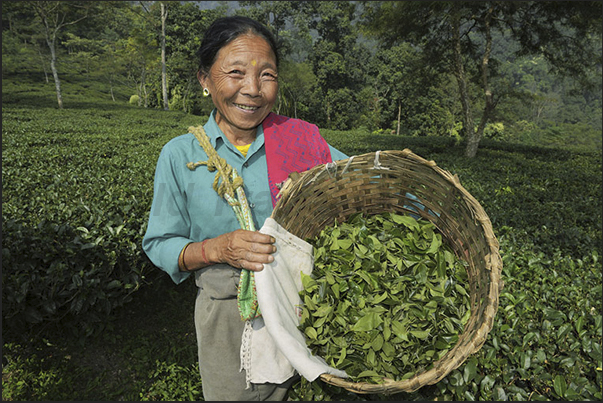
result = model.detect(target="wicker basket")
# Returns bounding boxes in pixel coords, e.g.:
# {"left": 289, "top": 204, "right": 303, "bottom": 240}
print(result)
{"left": 270, "top": 149, "right": 503, "bottom": 394}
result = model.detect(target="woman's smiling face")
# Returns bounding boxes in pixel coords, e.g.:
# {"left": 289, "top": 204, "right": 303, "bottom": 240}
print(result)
{"left": 199, "top": 33, "right": 278, "bottom": 143}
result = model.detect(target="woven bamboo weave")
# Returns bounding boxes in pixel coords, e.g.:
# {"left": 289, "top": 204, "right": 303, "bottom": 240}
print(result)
{"left": 270, "top": 149, "right": 503, "bottom": 394}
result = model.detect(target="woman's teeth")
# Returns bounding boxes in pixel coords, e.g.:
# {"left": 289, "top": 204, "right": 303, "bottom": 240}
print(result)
{"left": 236, "top": 104, "right": 258, "bottom": 111}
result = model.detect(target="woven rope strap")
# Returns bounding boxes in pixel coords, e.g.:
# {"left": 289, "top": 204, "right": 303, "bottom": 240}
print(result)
{"left": 187, "top": 126, "right": 261, "bottom": 321}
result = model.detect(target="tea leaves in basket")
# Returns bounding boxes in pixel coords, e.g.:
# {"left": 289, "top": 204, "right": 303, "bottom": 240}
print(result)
{"left": 299, "top": 212, "right": 472, "bottom": 384}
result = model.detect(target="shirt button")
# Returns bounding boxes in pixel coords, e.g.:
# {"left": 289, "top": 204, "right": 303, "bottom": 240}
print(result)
{"left": 243, "top": 162, "right": 249, "bottom": 168}
{"left": 249, "top": 203, "right": 255, "bottom": 208}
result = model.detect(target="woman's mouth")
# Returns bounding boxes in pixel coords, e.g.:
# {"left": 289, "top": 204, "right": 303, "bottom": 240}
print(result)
{"left": 235, "top": 103, "right": 259, "bottom": 111}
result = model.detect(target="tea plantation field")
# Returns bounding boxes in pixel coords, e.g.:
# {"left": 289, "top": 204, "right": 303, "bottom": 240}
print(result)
{"left": 2, "top": 71, "right": 602, "bottom": 401}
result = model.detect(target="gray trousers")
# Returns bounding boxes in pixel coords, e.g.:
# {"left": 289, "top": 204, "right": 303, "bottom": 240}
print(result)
{"left": 194, "top": 264, "right": 297, "bottom": 401}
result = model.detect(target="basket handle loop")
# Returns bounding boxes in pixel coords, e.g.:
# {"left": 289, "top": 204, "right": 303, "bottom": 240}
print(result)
{"left": 341, "top": 156, "right": 355, "bottom": 175}
{"left": 373, "top": 150, "right": 390, "bottom": 170}
{"left": 325, "top": 162, "right": 337, "bottom": 178}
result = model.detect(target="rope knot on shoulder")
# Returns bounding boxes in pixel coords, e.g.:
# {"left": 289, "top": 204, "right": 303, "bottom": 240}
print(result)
{"left": 187, "top": 126, "right": 245, "bottom": 204}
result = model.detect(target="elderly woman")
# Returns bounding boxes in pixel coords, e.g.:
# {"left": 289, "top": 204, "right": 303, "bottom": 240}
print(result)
{"left": 142, "top": 16, "right": 347, "bottom": 401}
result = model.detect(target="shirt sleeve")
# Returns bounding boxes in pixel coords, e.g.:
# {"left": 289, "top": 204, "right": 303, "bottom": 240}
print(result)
{"left": 142, "top": 144, "right": 193, "bottom": 285}
{"left": 328, "top": 145, "right": 349, "bottom": 161}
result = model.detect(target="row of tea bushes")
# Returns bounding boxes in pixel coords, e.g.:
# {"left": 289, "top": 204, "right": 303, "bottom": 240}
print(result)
{"left": 2, "top": 105, "right": 204, "bottom": 338}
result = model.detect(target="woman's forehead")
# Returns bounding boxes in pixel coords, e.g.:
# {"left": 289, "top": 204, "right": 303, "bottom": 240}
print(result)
{"left": 216, "top": 34, "right": 277, "bottom": 65}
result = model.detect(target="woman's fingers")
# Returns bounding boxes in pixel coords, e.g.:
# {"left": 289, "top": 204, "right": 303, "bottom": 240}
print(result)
{"left": 219, "top": 229, "right": 276, "bottom": 271}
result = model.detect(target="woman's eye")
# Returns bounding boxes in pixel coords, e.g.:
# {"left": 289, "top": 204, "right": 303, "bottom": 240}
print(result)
{"left": 263, "top": 72, "right": 278, "bottom": 80}
{"left": 229, "top": 70, "right": 244, "bottom": 76}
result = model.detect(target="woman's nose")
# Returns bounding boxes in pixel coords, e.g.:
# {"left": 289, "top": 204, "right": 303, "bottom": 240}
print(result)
{"left": 242, "top": 76, "right": 261, "bottom": 97}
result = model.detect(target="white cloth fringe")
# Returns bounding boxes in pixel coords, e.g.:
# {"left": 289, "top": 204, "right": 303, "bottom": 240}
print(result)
{"left": 240, "top": 319, "right": 254, "bottom": 389}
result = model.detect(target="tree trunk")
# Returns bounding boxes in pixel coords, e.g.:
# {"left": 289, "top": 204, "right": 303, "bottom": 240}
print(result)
{"left": 137, "top": 82, "right": 143, "bottom": 106}
{"left": 47, "top": 36, "right": 64, "bottom": 109}
{"left": 161, "top": 3, "right": 169, "bottom": 110}
{"left": 36, "top": 44, "right": 49, "bottom": 83}
{"left": 109, "top": 74, "right": 116, "bottom": 102}
{"left": 33, "top": 2, "right": 90, "bottom": 109}
{"left": 396, "top": 102, "right": 401, "bottom": 135}
{"left": 34, "top": 4, "right": 63, "bottom": 108}
{"left": 183, "top": 75, "right": 194, "bottom": 113}
{"left": 450, "top": 4, "right": 473, "bottom": 156}
{"left": 141, "top": 65, "right": 148, "bottom": 107}
{"left": 469, "top": 4, "right": 496, "bottom": 158}
{"left": 285, "top": 87, "right": 298, "bottom": 119}
{"left": 40, "top": 14, "right": 63, "bottom": 109}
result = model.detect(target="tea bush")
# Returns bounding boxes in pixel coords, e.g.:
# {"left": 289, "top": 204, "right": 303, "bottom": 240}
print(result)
{"left": 2, "top": 69, "right": 601, "bottom": 401}
{"left": 1, "top": 101, "right": 203, "bottom": 338}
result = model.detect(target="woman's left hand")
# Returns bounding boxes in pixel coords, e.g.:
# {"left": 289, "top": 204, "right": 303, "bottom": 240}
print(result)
{"left": 208, "top": 229, "right": 276, "bottom": 271}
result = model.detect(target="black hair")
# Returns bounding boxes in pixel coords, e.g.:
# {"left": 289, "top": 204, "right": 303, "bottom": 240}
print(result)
{"left": 197, "top": 16, "right": 279, "bottom": 75}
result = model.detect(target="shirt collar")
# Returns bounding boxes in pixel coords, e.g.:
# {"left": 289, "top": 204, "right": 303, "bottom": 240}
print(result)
{"left": 203, "top": 109, "right": 265, "bottom": 158}
{"left": 203, "top": 109, "right": 222, "bottom": 149}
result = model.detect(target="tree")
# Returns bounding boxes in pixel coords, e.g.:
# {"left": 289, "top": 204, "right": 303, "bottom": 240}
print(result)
{"left": 29, "top": 1, "right": 95, "bottom": 109}
{"left": 162, "top": 2, "right": 227, "bottom": 114}
{"left": 300, "top": 1, "right": 371, "bottom": 129}
{"left": 367, "top": 42, "right": 447, "bottom": 135}
{"left": 160, "top": 2, "right": 169, "bottom": 110}
{"left": 276, "top": 60, "right": 318, "bottom": 119}
{"left": 363, "top": 1, "right": 602, "bottom": 157}
{"left": 237, "top": 1, "right": 301, "bottom": 54}
{"left": 92, "top": 5, "right": 138, "bottom": 103}
{"left": 120, "top": 2, "right": 160, "bottom": 108}
{"left": 2, "top": 2, "right": 50, "bottom": 82}
{"left": 237, "top": 1, "right": 317, "bottom": 118}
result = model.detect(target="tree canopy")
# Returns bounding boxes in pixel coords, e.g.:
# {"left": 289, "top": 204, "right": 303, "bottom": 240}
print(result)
{"left": 2, "top": 0, "right": 601, "bottom": 155}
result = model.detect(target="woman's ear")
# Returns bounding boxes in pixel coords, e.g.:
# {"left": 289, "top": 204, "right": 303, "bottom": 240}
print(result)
{"left": 197, "top": 70, "right": 207, "bottom": 87}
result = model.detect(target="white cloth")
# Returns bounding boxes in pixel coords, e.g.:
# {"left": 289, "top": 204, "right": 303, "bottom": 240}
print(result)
{"left": 240, "top": 217, "right": 348, "bottom": 386}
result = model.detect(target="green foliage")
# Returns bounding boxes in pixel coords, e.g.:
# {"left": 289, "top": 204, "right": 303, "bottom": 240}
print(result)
{"left": 361, "top": 1, "right": 602, "bottom": 154}
{"left": 299, "top": 213, "right": 470, "bottom": 383}
{"left": 139, "top": 361, "right": 203, "bottom": 401}
{"left": 276, "top": 60, "right": 318, "bottom": 119}
{"left": 1, "top": 78, "right": 202, "bottom": 340}
{"left": 484, "top": 243, "right": 602, "bottom": 401}
{"left": 289, "top": 232, "right": 602, "bottom": 401}
{"left": 321, "top": 131, "right": 602, "bottom": 261}
{"left": 3, "top": 1, "right": 600, "bottom": 150}
{"left": 2, "top": 55, "right": 601, "bottom": 401}
{"left": 1, "top": 342, "right": 79, "bottom": 401}
{"left": 484, "top": 122, "right": 505, "bottom": 139}
{"left": 2, "top": 275, "right": 202, "bottom": 401}
{"left": 508, "top": 120, "right": 603, "bottom": 151}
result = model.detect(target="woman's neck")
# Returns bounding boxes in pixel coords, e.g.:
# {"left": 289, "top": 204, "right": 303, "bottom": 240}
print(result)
{"left": 214, "top": 112, "right": 256, "bottom": 146}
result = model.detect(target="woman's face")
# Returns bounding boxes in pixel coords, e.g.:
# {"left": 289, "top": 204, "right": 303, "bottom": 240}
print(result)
{"left": 199, "top": 33, "right": 278, "bottom": 142}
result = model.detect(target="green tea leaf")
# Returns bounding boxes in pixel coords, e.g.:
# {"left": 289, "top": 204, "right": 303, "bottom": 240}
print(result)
{"left": 351, "top": 312, "right": 383, "bottom": 332}
{"left": 390, "top": 214, "right": 420, "bottom": 230}
{"left": 553, "top": 375, "right": 567, "bottom": 397}
{"left": 410, "top": 330, "right": 430, "bottom": 339}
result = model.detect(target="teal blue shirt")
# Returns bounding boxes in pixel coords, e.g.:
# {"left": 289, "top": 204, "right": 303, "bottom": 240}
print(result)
{"left": 142, "top": 111, "right": 348, "bottom": 284}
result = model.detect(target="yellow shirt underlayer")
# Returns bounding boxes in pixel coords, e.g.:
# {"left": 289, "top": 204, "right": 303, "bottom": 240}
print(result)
{"left": 235, "top": 143, "right": 251, "bottom": 157}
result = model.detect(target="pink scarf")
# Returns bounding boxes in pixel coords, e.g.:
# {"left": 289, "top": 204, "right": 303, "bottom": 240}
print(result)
{"left": 263, "top": 112, "right": 332, "bottom": 206}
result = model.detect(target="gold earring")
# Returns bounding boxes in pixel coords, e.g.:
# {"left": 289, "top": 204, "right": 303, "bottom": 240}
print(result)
{"left": 203, "top": 88, "right": 210, "bottom": 97}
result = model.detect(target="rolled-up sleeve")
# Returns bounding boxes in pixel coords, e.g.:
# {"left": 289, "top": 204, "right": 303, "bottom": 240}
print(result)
{"left": 142, "top": 144, "right": 193, "bottom": 284}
